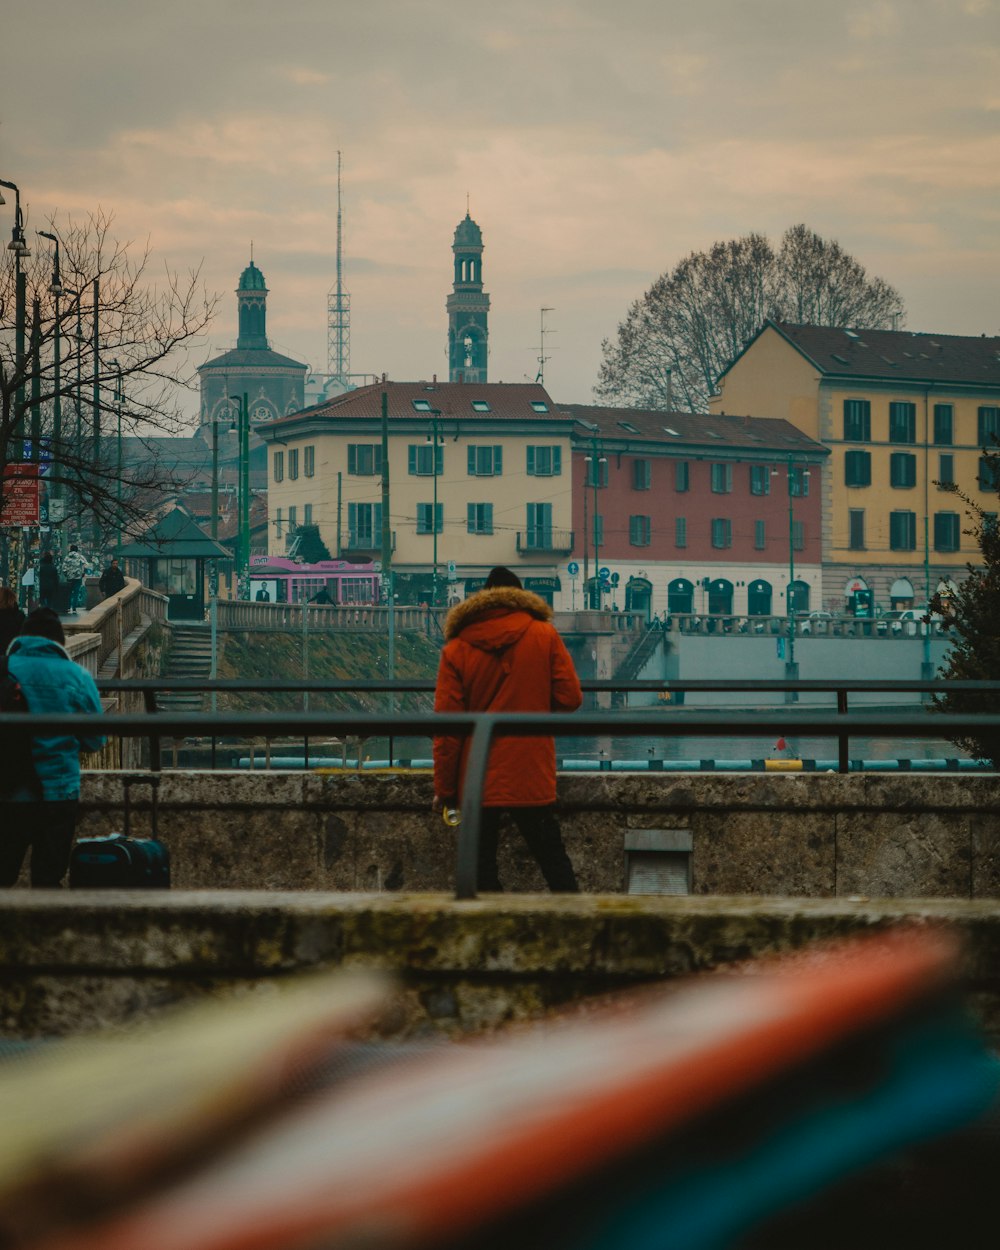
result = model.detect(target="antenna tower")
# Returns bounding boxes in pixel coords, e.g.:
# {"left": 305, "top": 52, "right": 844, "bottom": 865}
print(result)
{"left": 534, "top": 307, "right": 555, "bottom": 384}
{"left": 326, "top": 151, "right": 351, "bottom": 382}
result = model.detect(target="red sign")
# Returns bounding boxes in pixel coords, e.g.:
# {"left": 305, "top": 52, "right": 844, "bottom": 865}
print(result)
{"left": 1, "top": 463, "right": 40, "bottom": 526}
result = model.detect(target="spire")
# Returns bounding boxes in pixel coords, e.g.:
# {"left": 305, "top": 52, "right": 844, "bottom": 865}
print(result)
{"left": 446, "top": 207, "right": 490, "bottom": 383}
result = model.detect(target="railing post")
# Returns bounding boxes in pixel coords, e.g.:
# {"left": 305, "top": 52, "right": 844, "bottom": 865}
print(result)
{"left": 838, "top": 688, "right": 849, "bottom": 773}
{"left": 455, "top": 718, "right": 495, "bottom": 900}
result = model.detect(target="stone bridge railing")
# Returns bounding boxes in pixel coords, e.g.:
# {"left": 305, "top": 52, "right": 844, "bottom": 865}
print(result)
{"left": 63, "top": 578, "right": 167, "bottom": 670}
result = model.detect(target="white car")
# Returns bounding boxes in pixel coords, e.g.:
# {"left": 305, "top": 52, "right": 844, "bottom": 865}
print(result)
{"left": 892, "top": 608, "right": 942, "bottom": 636}
{"left": 799, "top": 611, "right": 834, "bottom": 635}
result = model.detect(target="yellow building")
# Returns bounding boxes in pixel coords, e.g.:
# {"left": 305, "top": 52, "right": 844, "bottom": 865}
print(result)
{"left": 258, "top": 380, "right": 575, "bottom": 605}
{"left": 712, "top": 321, "right": 1000, "bottom": 612}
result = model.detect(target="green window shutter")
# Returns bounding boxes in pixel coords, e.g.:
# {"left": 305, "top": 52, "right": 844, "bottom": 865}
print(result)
{"left": 527, "top": 446, "right": 536, "bottom": 475}
{"left": 468, "top": 446, "right": 476, "bottom": 474}
{"left": 494, "top": 446, "right": 503, "bottom": 474}
{"left": 553, "top": 446, "right": 562, "bottom": 475}
{"left": 408, "top": 445, "right": 417, "bottom": 474}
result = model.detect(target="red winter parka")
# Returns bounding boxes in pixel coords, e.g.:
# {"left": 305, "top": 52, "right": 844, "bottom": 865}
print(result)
{"left": 433, "top": 587, "right": 582, "bottom": 807}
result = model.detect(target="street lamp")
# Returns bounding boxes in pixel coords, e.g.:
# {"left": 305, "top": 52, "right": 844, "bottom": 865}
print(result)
{"left": 37, "top": 231, "right": 63, "bottom": 543}
{"left": 113, "top": 362, "right": 123, "bottom": 560}
{"left": 229, "top": 392, "right": 250, "bottom": 597}
{"left": 583, "top": 433, "right": 606, "bottom": 609}
{"left": 426, "top": 408, "right": 443, "bottom": 607}
{"left": 775, "top": 457, "right": 809, "bottom": 703}
{"left": 0, "top": 179, "right": 30, "bottom": 462}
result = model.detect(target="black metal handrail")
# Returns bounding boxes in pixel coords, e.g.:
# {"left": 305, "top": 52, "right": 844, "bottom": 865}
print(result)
{"left": 4, "top": 704, "right": 1000, "bottom": 899}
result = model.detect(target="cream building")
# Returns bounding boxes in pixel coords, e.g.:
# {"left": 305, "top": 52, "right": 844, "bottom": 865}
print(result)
{"left": 712, "top": 321, "right": 1000, "bottom": 612}
{"left": 258, "top": 380, "right": 576, "bottom": 605}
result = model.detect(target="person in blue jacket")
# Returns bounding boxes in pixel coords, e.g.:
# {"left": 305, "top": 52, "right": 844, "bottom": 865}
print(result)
{"left": 0, "top": 608, "right": 105, "bottom": 887}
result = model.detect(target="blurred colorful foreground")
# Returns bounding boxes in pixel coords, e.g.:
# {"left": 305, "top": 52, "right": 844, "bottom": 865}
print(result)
{"left": 0, "top": 926, "right": 997, "bottom": 1250}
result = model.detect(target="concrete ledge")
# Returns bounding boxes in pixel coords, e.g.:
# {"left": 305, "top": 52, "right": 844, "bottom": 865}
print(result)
{"left": 73, "top": 771, "right": 1000, "bottom": 898}
{"left": 4, "top": 892, "right": 1000, "bottom": 1041}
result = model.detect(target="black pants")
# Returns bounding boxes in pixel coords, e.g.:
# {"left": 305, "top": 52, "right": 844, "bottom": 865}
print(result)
{"left": 0, "top": 801, "right": 79, "bottom": 887}
{"left": 478, "top": 806, "right": 579, "bottom": 893}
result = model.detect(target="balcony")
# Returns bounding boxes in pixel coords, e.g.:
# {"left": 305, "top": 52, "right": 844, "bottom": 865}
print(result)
{"left": 516, "top": 529, "right": 574, "bottom": 554}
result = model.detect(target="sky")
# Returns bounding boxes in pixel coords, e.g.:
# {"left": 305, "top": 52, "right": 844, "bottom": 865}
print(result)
{"left": 3, "top": 0, "right": 999, "bottom": 420}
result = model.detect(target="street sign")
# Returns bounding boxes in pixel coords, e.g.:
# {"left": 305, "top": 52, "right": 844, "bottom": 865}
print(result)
{"left": 567, "top": 561, "right": 579, "bottom": 577}
{"left": 447, "top": 560, "right": 456, "bottom": 581}
{"left": 599, "top": 566, "right": 610, "bottom": 580}
{"left": 1, "top": 464, "right": 40, "bottom": 526}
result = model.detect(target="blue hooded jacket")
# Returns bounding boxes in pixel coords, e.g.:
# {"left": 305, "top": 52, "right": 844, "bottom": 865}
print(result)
{"left": 5, "top": 635, "right": 105, "bottom": 801}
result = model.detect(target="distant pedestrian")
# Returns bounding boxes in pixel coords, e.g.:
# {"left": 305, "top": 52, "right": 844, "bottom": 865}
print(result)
{"left": 38, "top": 552, "right": 60, "bottom": 612}
{"left": 98, "top": 558, "right": 126, "bottom": 599}
{"left": 433, "top": 565, "right": 582, "bottom": 893}
{"left": 61, "top": 545, "right": 87, "bottom": 614}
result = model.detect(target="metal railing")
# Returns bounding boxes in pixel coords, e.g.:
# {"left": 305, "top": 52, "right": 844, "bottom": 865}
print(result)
{"left": 5, "top": 682, "right": 1000, "bottom": 899}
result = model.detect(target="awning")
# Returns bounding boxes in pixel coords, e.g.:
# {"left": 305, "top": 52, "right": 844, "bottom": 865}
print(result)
{"left": 844, "top": 576, "right": 870, "bottom": 594}
{"left": 890, "top": 577, "right": 915, "bottom": 598}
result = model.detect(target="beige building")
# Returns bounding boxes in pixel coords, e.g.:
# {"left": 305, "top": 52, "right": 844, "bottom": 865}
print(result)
{"left": 258, "top": 380, "right": 575, "bottom": 604}
{"left": 712, "top": 321, "right": 1000, "bottom": 611}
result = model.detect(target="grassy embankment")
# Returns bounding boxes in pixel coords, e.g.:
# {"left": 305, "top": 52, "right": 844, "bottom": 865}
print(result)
{"left": 214, "top": 627, "right": 442, "bottom": 714}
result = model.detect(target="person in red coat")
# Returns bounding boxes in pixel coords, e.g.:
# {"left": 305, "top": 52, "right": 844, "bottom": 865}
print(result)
{"left": 433, "top": 566, "right": 582, "bottom": 892}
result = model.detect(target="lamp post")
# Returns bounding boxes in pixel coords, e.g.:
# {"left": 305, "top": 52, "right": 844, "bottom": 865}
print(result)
{"left": 0, "top": 180, "right": 29, "bottom": 463}
{"left": 114, "top": 362, "right": 123, "bottom": 560}
{"left": 91, "top": 277, "right": 100, "bottom": 553}
{"left": 380, "top": 389, "right": 395, "bottom": 699}
{"left": 778, "top": 457, "right": 809, "bottom": 704}
{"left": 37, "top": 231, "right": 63, "bottom": 544}
{"left": 427, "top": 408, "right": 442, "bottom": 607}
{"left": 583, "top": 432, "right": 606, "bottom": 609}
{"left": 229, "top": 393, "right": 250, "bottom": 597}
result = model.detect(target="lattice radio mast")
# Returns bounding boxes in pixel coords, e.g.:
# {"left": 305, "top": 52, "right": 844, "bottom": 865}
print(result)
{"left": 534, "top": 307, "right": 555, "bottom": 384}
{"left": 326, "top": 151, "right": 351, "bottom": 383}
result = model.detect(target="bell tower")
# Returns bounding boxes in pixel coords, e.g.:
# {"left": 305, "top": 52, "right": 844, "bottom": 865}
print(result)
{"left": 236, "top": 257, "right": 269, "bottom": 350}
{"left": 446, "top": 211, "right": 490, "bottom": 383}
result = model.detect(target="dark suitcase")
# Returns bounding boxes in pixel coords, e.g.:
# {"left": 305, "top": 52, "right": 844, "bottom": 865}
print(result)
{"left": 70, "top": 775, "right": 171, "bottom": 889}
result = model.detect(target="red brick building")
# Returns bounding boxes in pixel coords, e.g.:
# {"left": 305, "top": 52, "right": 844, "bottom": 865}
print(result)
{"left": 563, "top": 406, "right": 828, "bottom": 620}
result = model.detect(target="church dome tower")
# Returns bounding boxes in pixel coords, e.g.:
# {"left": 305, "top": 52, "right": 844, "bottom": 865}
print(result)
{"left": 446, "top": 211, "right": 490, "bottom": 383}
{"left": 237, "top": 259, "right": 269, "bottom": 350}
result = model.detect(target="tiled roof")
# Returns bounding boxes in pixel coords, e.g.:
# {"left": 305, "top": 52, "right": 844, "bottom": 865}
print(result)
{"left": 748, "top": 321, "right": 1000, "bottom": 386}
{"left": 264, "top": 380, "right": 565, "bottom": 427}
{"left": 563, "top": 404, "right": 827, "bottom": 457}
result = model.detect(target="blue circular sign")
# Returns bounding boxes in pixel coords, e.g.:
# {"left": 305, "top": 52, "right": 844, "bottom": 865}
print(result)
{"left": 599, "top": 566, "right": 611, "bottom": 580}
{"left": 567, "top": 561, "right": 580, "bottom": 576}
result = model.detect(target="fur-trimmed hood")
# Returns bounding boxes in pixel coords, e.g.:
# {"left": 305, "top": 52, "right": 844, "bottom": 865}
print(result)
{"left": 443, "top": 586, "right": 552, "bottom": 643}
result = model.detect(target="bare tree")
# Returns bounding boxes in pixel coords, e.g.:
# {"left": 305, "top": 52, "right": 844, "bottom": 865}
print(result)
{"left": 0, "top": 209, "right": 217, "bottom": 553}
{"left": 596, "top": 225, "right": 905, "bottom": 413}
{"left": 930, "top": 450, "right": 1000, "bottom": 766}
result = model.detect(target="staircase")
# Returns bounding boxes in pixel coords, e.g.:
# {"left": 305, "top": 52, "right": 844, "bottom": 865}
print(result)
{"left": 159, "top": 625, "right": 213, "bottom": 713}
{"left": 610, "top": 627, "right": 665, "bottom": 707}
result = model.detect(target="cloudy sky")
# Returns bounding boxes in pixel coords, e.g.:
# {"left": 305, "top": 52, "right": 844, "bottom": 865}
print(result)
{"left": 3, "top": 0, "right": 999, "bottom": 416}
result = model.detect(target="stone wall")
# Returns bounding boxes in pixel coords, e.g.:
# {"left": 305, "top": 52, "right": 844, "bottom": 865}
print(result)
{"left": 75, "top": 770, "right": 1000, "bottom": 898}
{"left": 2, "top": 892, "right": 1000, "bottom": 1041}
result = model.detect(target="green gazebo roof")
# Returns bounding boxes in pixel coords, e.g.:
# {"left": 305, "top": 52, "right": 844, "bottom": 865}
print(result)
{"left": 118, "top": 507, "right": 231, "bottom": 559}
